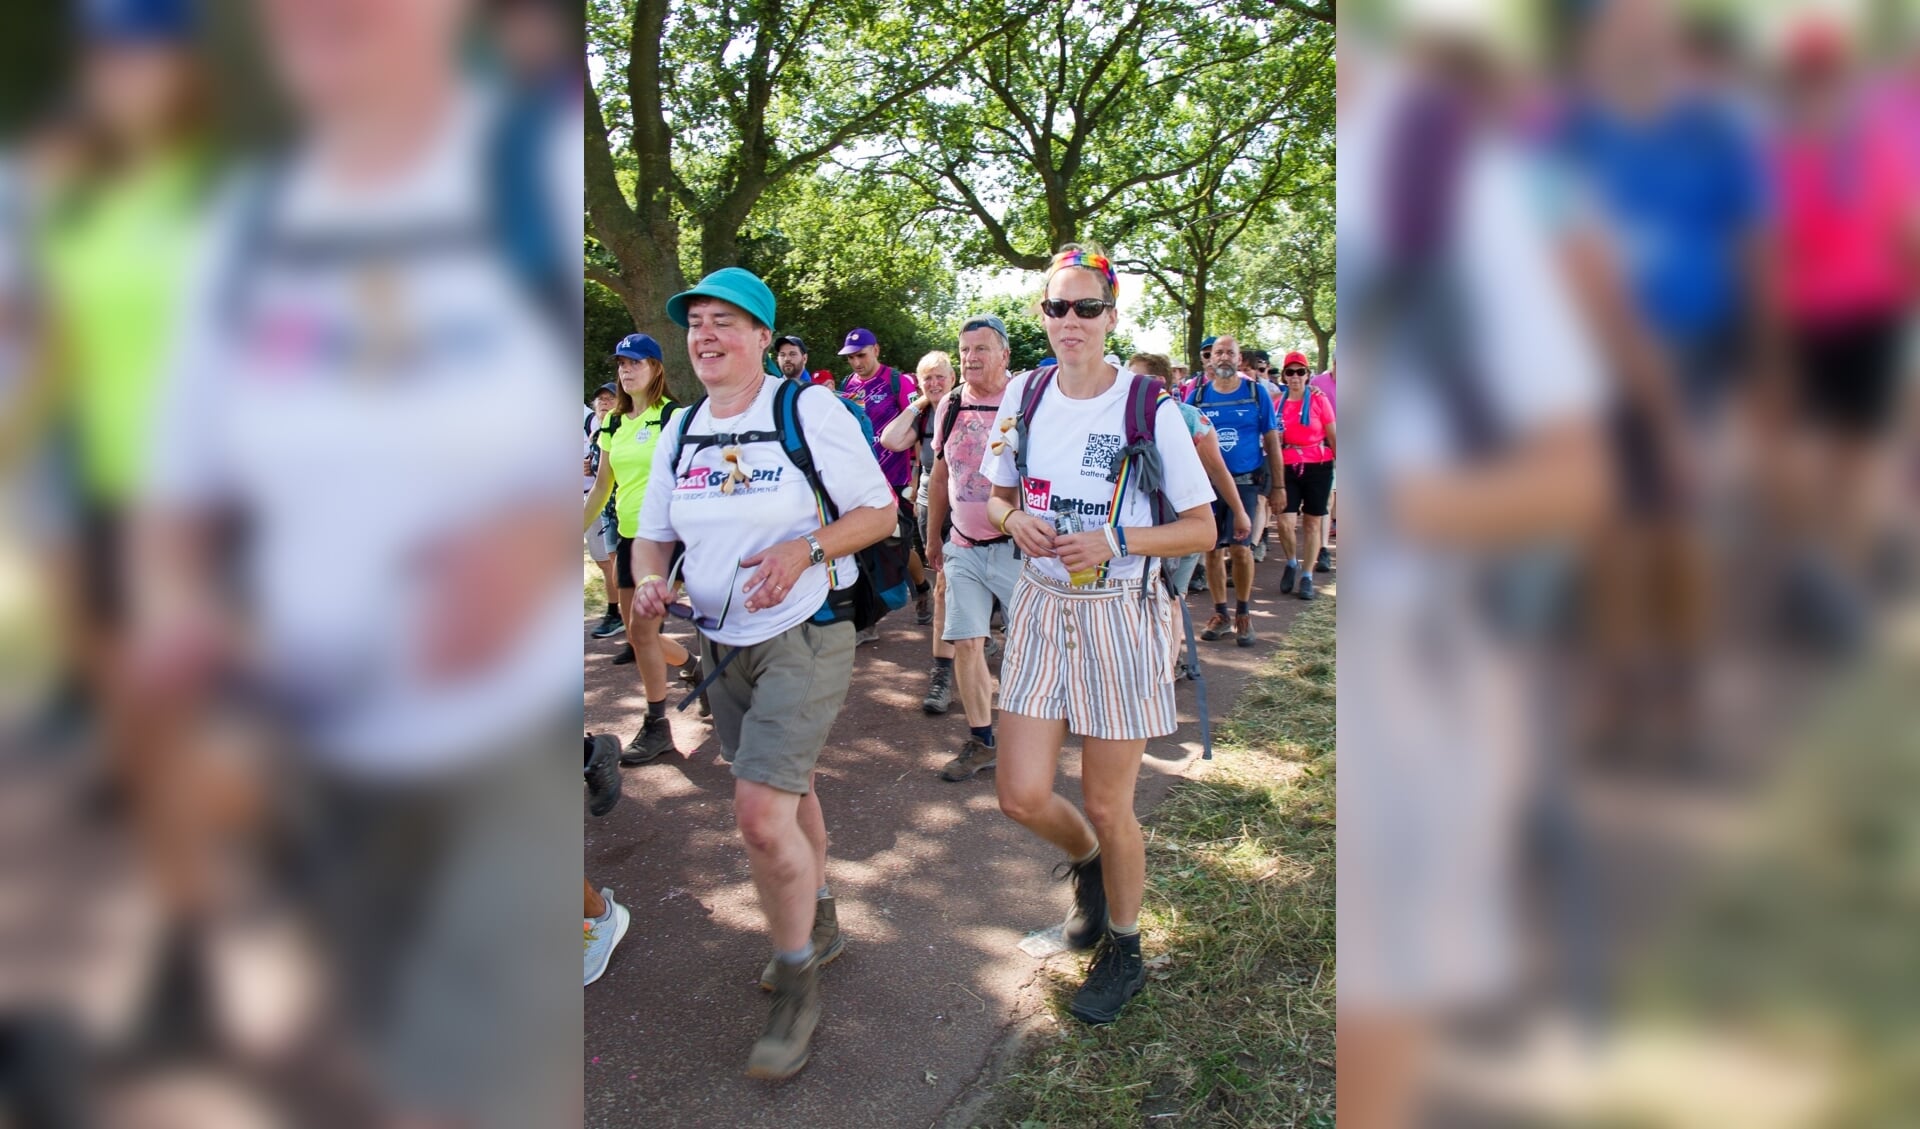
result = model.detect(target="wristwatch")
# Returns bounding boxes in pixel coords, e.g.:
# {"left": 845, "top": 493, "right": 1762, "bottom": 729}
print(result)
{"left": 803, "top": 533, "right": 825, "bottom": 565}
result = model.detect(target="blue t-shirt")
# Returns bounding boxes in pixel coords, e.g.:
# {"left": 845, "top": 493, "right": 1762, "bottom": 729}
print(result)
{"left": 1555, "top": 95, "right": 1768, "bottom": 343}
{"left": 1186, "top": 377, "right": 1276, "bottom": 475}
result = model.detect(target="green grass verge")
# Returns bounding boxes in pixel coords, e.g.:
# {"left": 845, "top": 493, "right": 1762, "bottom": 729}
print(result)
{"left": 982, "top": 599, "right": 1337, "bottom": 1128}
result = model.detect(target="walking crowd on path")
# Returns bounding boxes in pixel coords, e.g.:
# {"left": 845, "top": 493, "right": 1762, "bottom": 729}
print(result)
{"left": 581, "top": 248, "right": 1336, "bottom": 1079}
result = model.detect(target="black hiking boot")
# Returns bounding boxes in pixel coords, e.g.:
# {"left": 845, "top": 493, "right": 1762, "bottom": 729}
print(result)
{"left": 1055, "top": 852, "right": 1107, "bottom": 951}
{"left": 1068, "top": 930, "right": 1146, "bottom": 1025}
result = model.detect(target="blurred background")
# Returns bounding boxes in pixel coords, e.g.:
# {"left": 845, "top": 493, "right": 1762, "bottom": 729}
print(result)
{"left": 1338, "top": 0, "right": 1919, "bottom": 1125}
{"left": 1, "top": 1, "right": 583, "bottom": 1126}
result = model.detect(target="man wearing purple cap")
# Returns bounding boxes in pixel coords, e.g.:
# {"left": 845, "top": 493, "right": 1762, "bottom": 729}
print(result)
{"left": 837, "top": 328, "right": 920, "bottom": 641}
{"left": 838, "top": 328, "right": 918, "bottom": 488}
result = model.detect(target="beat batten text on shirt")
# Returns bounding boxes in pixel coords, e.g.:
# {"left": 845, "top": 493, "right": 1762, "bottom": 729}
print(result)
{"left": 673, "top": 465, "right": 789, "bottom": 492}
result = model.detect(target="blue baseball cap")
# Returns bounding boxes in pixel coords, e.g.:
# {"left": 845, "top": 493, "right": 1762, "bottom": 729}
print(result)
{"left": 612, "top": 333, "right": 662, "bottom": 362}
{"left": 837, "top": 328, "right": 878, "bottom": 356}
{"left": 1201, "top": 335, "right": 1219, "bottom": 350}
{"left": 666, "top": 267, "right": 776, "bottom": 331}
{"left": 82, "top": 0, "right": 198, "bottom": 42}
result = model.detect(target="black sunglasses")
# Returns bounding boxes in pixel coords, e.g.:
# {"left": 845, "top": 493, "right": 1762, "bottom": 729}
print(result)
{"left": 1039, "top": 298, "right": 1116, "bottom": 320}
{"left": 1282, "top": 366, "right": 1310, "bottom": 376}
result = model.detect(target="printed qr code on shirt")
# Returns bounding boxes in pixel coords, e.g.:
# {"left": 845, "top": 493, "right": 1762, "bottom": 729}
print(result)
{"left": 1081, "top": 433, "right": 1125, "bottom": 474}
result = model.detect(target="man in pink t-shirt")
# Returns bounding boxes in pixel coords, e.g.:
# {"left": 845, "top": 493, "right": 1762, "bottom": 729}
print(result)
{"left": 922, "top": 314, "right": 1024, "bottom": 783}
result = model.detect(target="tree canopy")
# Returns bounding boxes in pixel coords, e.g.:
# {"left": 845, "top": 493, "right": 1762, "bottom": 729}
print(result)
{"left": 586, "top": 0, "right": 1333, "bottom": 391}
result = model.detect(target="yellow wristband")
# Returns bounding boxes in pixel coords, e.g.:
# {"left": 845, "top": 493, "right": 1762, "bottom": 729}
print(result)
{"left": 638, "top": 574, "right": 664, "bottom": 588}
{"left": 995, "top": 508, "right": 1015, "bottom": 534}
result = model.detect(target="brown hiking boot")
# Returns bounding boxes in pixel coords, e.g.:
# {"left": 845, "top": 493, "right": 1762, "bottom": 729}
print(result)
{"left": 1200, "top": 612, "right": 1233, "bottom": 642}
{"left": 745, "top": 953, "right": 821, "bottom": 1079}
{"left": 759, "top": 897, "right": 844, "bottom": 990}
{"left": 1235, "top": 613, "right": 1256, "bottom": 647}
{"left": 938, "top": 737, "right": 998, "bottom": 782}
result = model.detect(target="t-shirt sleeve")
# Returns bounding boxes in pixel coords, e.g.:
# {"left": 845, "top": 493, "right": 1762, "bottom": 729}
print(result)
{"left": 979, "top": 374, "right": 1027, "bottom": 489}
{"left": 1154, "top": 400, "right": 1215, "bottom": 514}
{"left": 800, "top": 385, "right": 894, "bottom": 515}
{"left": 634, "top": 410, "right": 689, "bottom": 543}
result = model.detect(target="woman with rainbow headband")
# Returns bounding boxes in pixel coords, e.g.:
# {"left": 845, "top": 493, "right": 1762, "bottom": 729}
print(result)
{"left": 979, "top": 244, "right": 1215, "bottom": 1024}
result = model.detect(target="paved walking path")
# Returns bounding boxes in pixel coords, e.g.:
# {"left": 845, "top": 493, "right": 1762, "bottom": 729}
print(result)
{"left": 585, "top": 553, "right": 1331, "bottom": 1127}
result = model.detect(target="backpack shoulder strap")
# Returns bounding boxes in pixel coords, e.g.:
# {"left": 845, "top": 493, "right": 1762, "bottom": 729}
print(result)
{"left": 486, "top": 86, "right": 575, "bottom": 334}
{"left": 218, "top": 157, "right": 294, "bottom": 330}
{"left": 668, "top": 394, "right": 710, "bottom": 476}
{"left": 775, "top": 380, "right": 838, "bottom": 521}
{"left": 1123, "top": 374, "right": 1162, "bottom": 448}
{"left": 1012, "top": 369, "right": 1055, "bottom": 489}
{"left": 934, "top": 385, "right": 966, "bottom": 460}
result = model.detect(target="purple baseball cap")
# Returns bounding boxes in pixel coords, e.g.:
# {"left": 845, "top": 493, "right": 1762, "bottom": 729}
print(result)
{"left": 837, "top": 328, "right": 878, "bottom": 356}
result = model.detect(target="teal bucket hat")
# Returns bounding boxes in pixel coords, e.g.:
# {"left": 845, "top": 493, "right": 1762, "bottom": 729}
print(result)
{"left": 665, "top": 267, "right": 777, "bottom": 331}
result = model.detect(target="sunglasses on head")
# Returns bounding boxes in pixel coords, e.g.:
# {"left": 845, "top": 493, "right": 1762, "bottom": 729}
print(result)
{"left": 1039, "top": 298, "right": 1116, "bottom": 319}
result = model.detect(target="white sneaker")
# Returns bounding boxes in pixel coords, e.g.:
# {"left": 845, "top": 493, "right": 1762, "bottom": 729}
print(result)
{"left": 584, "top": 889, "right": 630, "bottom": 986}
{"left": 855, "top": 626, "right": 880, "bottom": 645}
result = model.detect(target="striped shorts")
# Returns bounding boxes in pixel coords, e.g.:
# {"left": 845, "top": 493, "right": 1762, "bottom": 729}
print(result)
{"left": 998, "top": 567, "right": 1180, "bottom": 740}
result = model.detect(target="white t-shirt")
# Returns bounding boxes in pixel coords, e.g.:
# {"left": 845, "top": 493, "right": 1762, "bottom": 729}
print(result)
{"left": 980, "top": 367, "right": 1212, "bottom": 585}
{"left": 146, "top": 85, "right": 582, "bottom": 777}
{"left": 638, "top": 376, "right": 893, "bottom": 647}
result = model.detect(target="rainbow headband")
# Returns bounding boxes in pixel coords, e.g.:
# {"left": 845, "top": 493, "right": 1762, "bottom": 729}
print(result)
{"left": 1051, "top": 249, "right": 1117, "bottom": 293}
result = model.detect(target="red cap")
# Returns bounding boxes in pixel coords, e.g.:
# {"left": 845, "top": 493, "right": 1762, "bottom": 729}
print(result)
{"left": 1282, "top": 351, "right": 1312, "bottom": 371}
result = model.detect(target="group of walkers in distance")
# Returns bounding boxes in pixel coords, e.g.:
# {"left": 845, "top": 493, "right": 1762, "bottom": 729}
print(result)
{"left": 580, "top": 246, "right": 1336, "bottom": 1078}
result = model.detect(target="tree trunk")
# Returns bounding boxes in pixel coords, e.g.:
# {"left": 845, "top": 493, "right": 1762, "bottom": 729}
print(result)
{"left": 1185, "top": 272, "right": 1210, "bottom": 371}
{"left": 1312, "top": 327, "right": 1331, "bottom": 373}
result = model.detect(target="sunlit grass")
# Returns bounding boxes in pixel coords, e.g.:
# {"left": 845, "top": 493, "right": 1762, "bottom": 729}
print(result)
{"left": 985, "top": 599, "right": 1336, "bottom": 1128}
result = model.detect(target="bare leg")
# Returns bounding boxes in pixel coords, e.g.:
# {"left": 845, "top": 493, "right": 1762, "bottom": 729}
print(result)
{"left": 584, "top": 879, "right": 605, "bottom": 918}
{"left": 795, "top": 773, "right": 828, "bottom": 893}
{"left": 1338, "top": 1012, "right": 1427, "bottom": 1129}
{"left": 1080, "top": 737, "right": 1147, "bottom": 925}
{"left": 1276, "top": 509, "right": 1298, "bottom": 563}
{"left": 733, "top": 780, "right": 816, "bottom": 952}
{"left": 1301, "top": 513, "right": 1324, "bottom": 567}
{"left": 1231, "top": 545, "right": 1256, "bottom": 603}
{"left": 994, "top": 712, "right": 1097, "bottom": 858}
{"left": 953, "top": 636, "right": 992, "bottom": 728}
{"left": 1204, "top": 548, "right": 1228, "bottom": 607}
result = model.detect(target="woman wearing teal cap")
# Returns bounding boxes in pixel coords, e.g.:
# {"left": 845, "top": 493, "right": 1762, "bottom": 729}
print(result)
{"left": 630, "top": 267, "right": 897, "bottom": 1079}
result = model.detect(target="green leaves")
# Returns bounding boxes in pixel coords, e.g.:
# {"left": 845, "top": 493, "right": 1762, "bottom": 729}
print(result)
{"left": 588, "top": 0, "right": 1332, "bottom": 377}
